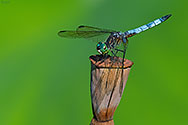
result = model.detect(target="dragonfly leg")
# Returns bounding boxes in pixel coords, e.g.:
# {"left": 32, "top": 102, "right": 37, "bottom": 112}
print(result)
{"left": 119, "top": 39, "right": 128, "bottom": 96}
{"left": 111, "top": 49, "right": 124, "bottom": 63}
{"left": 110, "top": 50, "right": 117, "bottom": 57}
{"left": 114, "top": 49, "right": 118, "bottom": 55}
{"left": 114, "top": 48, "right": 124, "bottom": 52}
{"left": 122, "top": 48, "right": 126, "bottom": 64}
{"left": 114, "top": 48, "right": 126, "bottom": 60}
{"left": 110, "top": 50, "right": 119, "bottom": 64}
{"left": 122, "top": 38, "right": 128, "bottom": 62}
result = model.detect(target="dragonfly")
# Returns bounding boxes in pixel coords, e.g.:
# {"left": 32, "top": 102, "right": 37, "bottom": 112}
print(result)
{"left": 58, "top": 14, "right": 172, "bottom": 60}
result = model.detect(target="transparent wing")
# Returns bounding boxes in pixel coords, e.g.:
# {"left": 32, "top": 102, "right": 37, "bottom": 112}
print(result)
{"left": 76, "top": 25, "right": 116, "bottom": 32}
{"left": 76, "top": 25, "right": 117, "bottom": 42}
{"left": 58, "top": 25, "right": 117, "bottom": 42}
{"left": 58, "top": 30, "right": 111, "bottom": 38}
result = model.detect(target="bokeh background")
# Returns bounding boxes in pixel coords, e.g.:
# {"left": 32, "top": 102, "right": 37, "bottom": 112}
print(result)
{"left": 0, "top": 0, "right": 188, "bottom": 125}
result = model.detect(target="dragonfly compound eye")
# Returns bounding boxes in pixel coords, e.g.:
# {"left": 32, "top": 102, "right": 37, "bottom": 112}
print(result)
{"left": 97, "top": 42, "right": 102, "bottom": 49}
{"left": 96, "top": 42, "right": 102, "bottom": 54}
{"left": 97, "top": 45, "right": 100, "bottom": 50}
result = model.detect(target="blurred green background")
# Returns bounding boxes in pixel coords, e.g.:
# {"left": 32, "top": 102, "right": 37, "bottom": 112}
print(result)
{"left": 0, "top": 0, "right": 187, "bottom": 125}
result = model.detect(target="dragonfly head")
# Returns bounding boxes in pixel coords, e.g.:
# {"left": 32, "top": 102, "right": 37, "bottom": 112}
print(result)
{"left": 96, "top": 42, "right": 109, "bottom": 55}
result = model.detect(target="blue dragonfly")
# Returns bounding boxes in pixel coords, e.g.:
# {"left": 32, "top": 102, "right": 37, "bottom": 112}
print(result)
{"left": 58, "top": 14, "right": 172, "bottom": 60}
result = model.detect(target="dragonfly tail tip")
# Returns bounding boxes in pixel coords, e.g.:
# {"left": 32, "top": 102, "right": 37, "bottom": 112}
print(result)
{"left": 162, "top": 14, "right": 172, "bottom": 21}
